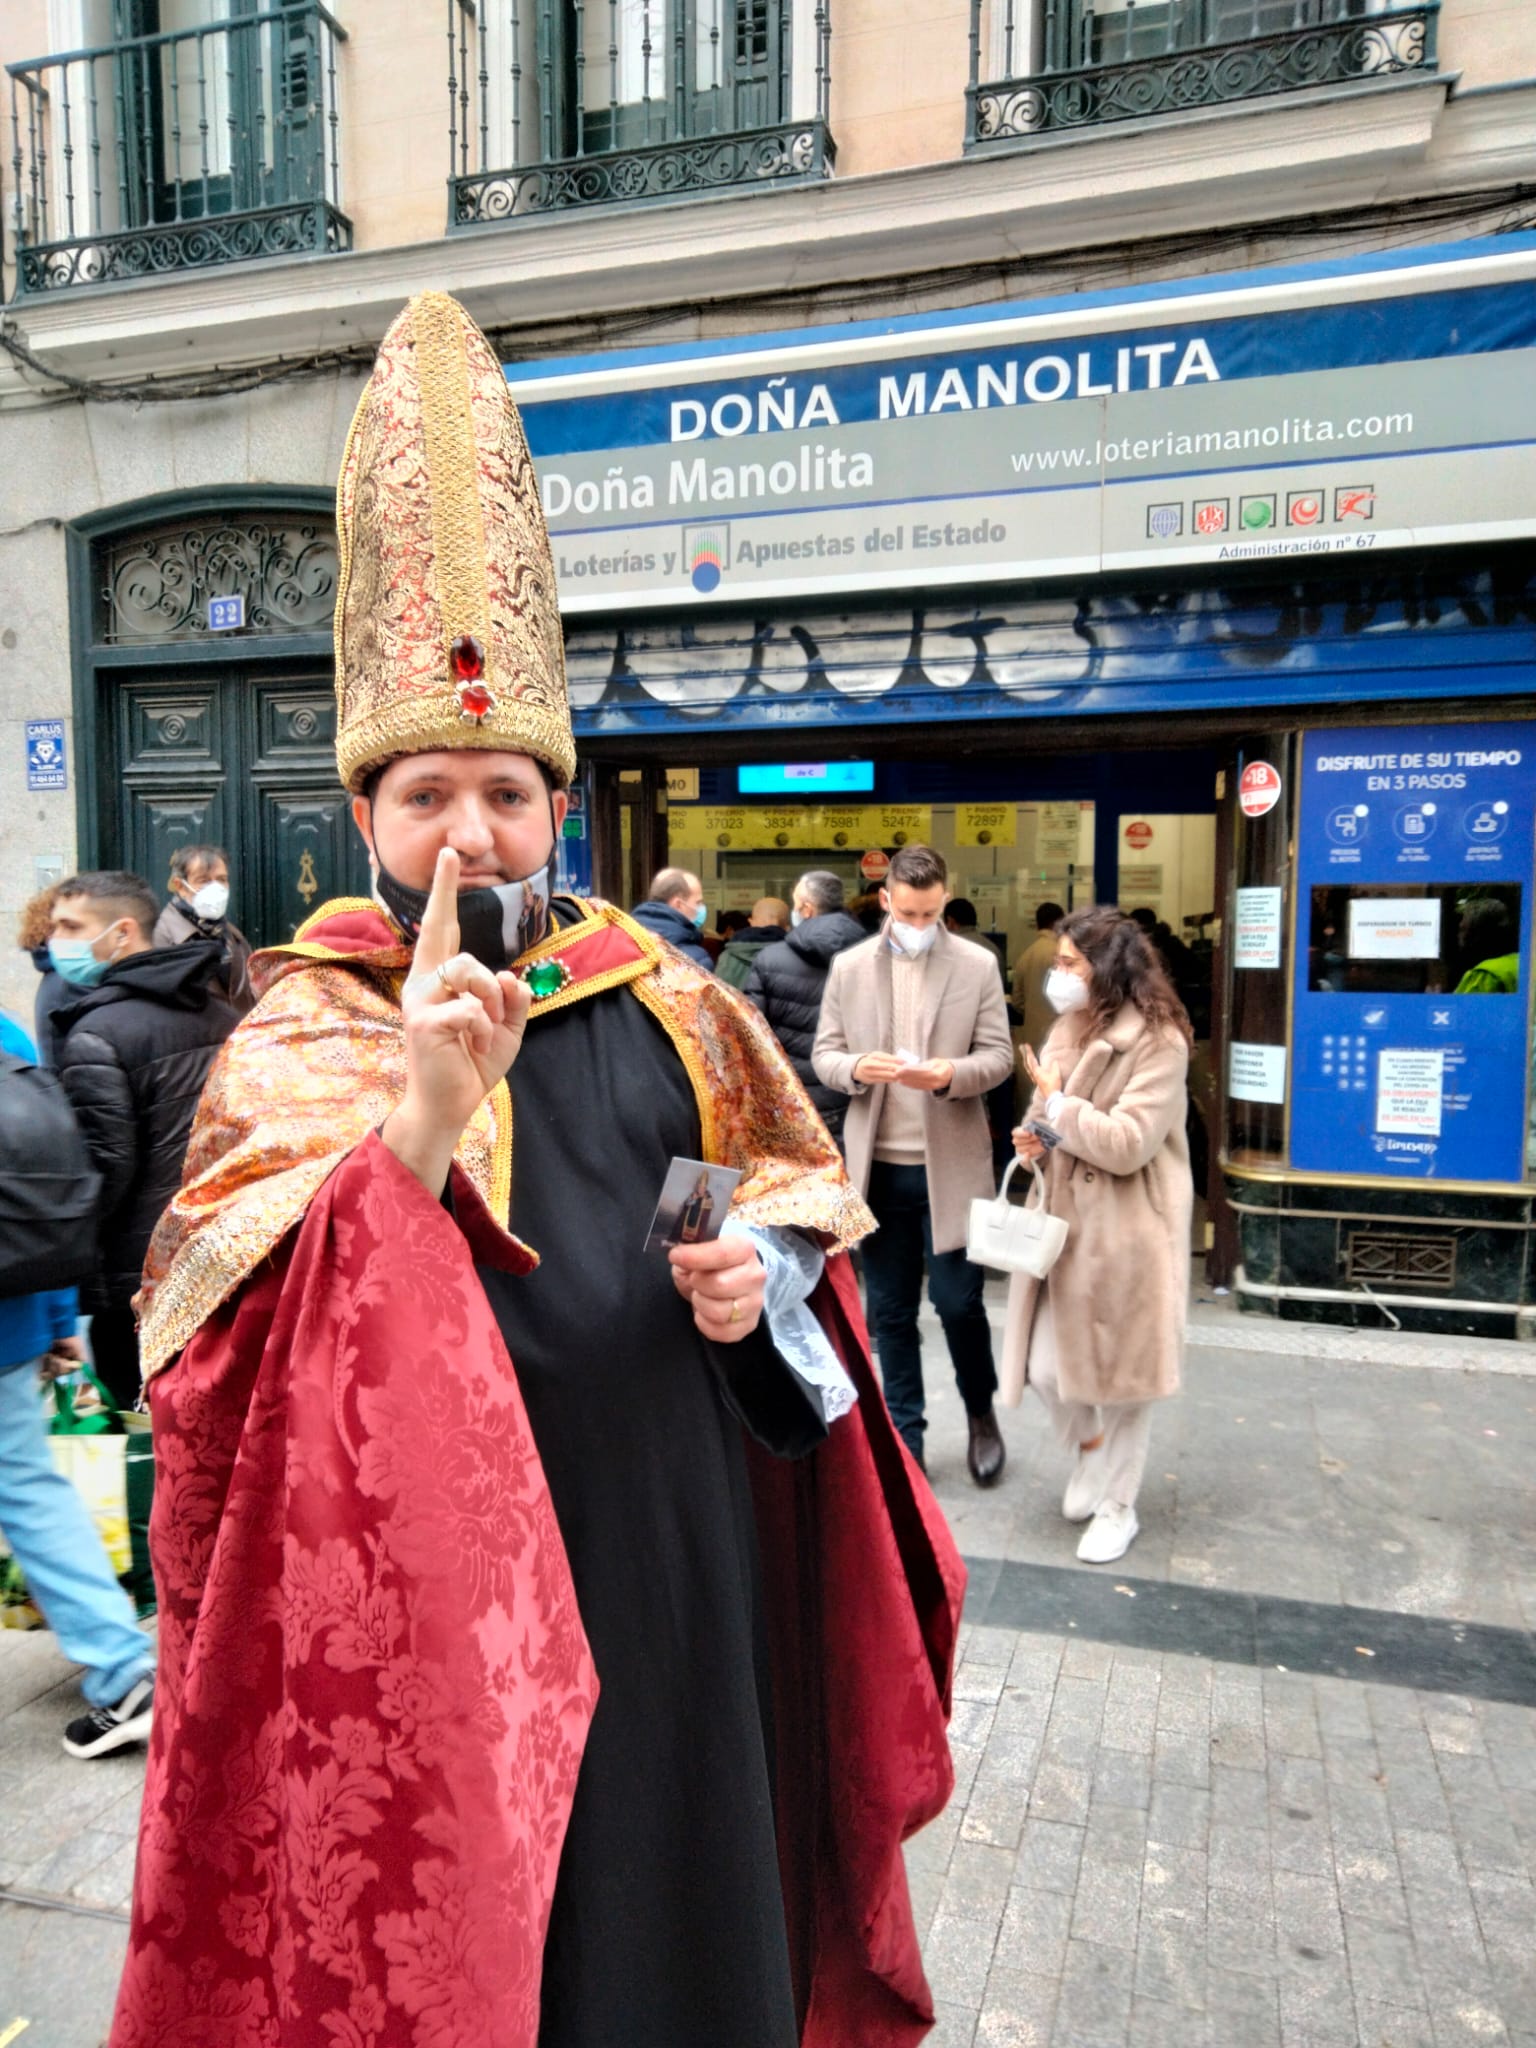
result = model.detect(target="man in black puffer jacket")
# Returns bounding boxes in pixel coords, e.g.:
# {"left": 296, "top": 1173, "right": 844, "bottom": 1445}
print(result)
{"left": 742, "top": 871, "right": 866, "bottom": 1144}
{"left": 49, "top": 871, "right": 238, "bottom": 1408}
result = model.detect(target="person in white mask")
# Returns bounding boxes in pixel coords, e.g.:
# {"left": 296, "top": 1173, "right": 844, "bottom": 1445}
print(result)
{"left": 1001, "top": 906, "right": 1194, "bottom": 1565}
{"left": 814, "top": 844, "right": 1014, "bottom": 1483}
{"left": 153, "top": 843, "right": 254, "bottom": 1014}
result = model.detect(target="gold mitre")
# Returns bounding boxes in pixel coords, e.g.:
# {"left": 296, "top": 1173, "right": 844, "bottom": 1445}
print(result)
{"left": 334, "top": 291, "right": 575, "bottom": 791}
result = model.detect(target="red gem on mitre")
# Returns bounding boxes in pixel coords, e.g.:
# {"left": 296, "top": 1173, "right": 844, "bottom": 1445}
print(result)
{"left": 450, "top": 632, "right": 495, "bottom": 723}
{"left": 450, "top": 632, "right": 485, "bottom": 681}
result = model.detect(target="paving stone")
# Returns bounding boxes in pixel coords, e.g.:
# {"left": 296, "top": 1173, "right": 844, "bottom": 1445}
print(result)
{"left": 926, "top": 1907, "right": 1004, "bottom": 2008}
{"left": 1206, "top": 1964, "right": 1282, "bottom": 2045}
{"left": 1133, "top": 1916, "right": 1207, "bottom": 2010}
{"left": 1139, "top": 1844, "right": 1206, "bottom": 1927}
{"left": 1150, "top": 1729, "right": 1211, "bottom": 1789}
{"left": 1207, "top": 1822, "right": 1273, "bottom": 1898}
{"left": 946, "top": 1841, "right": 1020, "bottom": 1922}
{"left": 1429, "top": 2000, "right": 1512, "bottom": 2048}
{"left": 1069, "top": 1859, "right": 1142, "bottom": 1952}
{"left": 974, "top": 1967, "right": 1058, "bottom": 2047}
{"left": 929, "top": 2002, "right": 981, "bottom": 2048}
{"left": 1054, "top": 1939, "right": 1134, "bottom": 2046}
{"left": 1081, "top": 1804, "right": 1148, "bottom": 1872}
{"left": 1092, "top": 1751, "right": 1152, "bottom": 1813}
{"left": 1272, "top": 1868, "right": 1346, "bottom": 1958}
{"left": 1028, "top": 1761, "right": 1093, "bottom": 1830}
{"left": 996, "top": 1886, "right": 1073, "bottom": 1982}
{"left": 1146, "top": 1780, "right": 1211, "bottom": 1850}
{"left": 1211, "top": 1762, "right": 1270, "bottom": 1827}
{"left": 1126, "top": 1994, "right": 1212, "bottom": 2047}
{"left": 1354, "top": 2001, "right": 1436, "bottom": 2048}
{"left": 1343, "top": 1915, "right": 1427, "bottom": 2011}
{"left": 1014, "top": 1820, "right": 1085, "bottom": 1896}
{"left": 1208, "top": 1881, "right": 1276, "bottom": 1976}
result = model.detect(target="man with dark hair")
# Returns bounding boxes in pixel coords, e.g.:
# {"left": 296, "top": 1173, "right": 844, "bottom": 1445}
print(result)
{"left": 743, "top": 871, "right": 866, "bottom": 1143}
{"left": 153, "top": 843, "right": 254, "bottom": 1014}
{"left": 630, "top": 865, "right": 715, "bottom": 970}
{"left": 717, "top": 896, "right": 790, "bottom": 990}
{"left": 814, "top": 843, "right": 1013, "bottom": 1482}
{"left": 48, "top": 870, "right": 237, "bottom": 1409}
{"left": 1013, "top": 900, "right": 1065, "bottom": 1052}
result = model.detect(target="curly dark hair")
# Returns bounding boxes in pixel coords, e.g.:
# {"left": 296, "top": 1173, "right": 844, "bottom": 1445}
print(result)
{"left": 1058, "top": 904, "right": 1193, "bottom": 1046}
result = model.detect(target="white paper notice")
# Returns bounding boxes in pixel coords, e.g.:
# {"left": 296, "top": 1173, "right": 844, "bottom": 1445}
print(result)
{"left": 1348, "top": 898, "right": 1441, "bottom": 960}
{"left": 1230, "top": 1042, "right": 1287, "bottom": 1105}
{"left": 1234, "top": 887, "right": 1283, "bottom": 970}
{"left": 1376, "top": 1049, "right": 1443, "bottom": 1136}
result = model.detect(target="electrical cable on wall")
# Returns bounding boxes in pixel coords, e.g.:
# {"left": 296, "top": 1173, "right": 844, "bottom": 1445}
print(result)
{"left": 0, "top": 181, "right": 1531, "bottom": 412}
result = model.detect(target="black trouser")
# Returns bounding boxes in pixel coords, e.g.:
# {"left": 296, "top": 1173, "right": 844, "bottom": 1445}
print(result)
{"left": 87, "top": 1304, "right": 141, "bottom": 1413}
{"left": 861, "top": 1161, "right": 997, "bottom": 1459}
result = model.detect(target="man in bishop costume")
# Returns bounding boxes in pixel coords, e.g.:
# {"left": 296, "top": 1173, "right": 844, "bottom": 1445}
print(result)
{"left": 111, "top": 293, "right": 964, "bottom": 2048}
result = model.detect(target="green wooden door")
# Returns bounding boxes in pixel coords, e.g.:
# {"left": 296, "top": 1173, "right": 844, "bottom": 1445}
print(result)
{"left": 112, "top": 663, "right": 370, "bottom": 950}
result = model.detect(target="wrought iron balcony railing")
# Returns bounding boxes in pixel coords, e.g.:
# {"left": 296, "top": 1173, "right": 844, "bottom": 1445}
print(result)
{"left": 448, "top": 0, "right": 832, "bottom": 226}
{"left": 966, "top": 0, "right": 1438, "bottom": 144}
{"left": 6, "top": 3, "right": 349, "bottom": 297}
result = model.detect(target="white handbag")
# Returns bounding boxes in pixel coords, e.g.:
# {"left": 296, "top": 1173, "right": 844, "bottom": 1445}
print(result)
{"left": 967, "top": 1157, "right": 1068, "bottom": 1280}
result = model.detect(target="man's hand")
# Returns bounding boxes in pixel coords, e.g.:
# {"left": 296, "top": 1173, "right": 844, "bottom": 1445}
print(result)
{"left": 896, "top": 1057, "right": 954, "bottom": 1092}
{"left": 384, "top": 847, "right": 533, "bottom": 1194}
{"left": 669, "top": 1234, "right": 766, "bottom": 1345}
{"left": 852, "top": 1051, "right": 907, "bottom": 1085}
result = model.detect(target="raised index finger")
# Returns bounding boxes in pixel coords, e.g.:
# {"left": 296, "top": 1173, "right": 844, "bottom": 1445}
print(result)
{"left": 413, "top": 847, "right": 461, "bottom": 972}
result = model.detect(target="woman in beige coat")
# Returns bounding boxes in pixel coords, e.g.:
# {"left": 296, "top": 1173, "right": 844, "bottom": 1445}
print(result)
{"left": 1001, "top": 906, "right": 1193, "bottom": 1565}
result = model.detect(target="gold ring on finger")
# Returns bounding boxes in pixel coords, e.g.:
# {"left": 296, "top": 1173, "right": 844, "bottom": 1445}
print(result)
{"left": 729, "top": 1297, "right": 742, "bottom": 1325}
{"left": 436, "top": 962, "right": 454, "bottom": 995}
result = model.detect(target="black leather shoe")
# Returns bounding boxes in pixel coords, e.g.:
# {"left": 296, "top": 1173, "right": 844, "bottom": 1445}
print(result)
{"left": 967, "top": 1408, "right": 1006, "bottom": 1488}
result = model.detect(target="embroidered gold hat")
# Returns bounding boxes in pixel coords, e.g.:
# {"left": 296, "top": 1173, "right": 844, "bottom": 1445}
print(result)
{"left": 334, "top": 291, "right": 575, "bottom": 791}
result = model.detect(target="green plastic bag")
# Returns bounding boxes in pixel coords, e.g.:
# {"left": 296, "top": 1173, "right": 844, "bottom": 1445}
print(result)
{"left": 49, "top": 1362, "right": 121, "bottom": 1437}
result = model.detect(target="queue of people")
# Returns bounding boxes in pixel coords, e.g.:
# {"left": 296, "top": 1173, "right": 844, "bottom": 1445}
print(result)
{"left": 629, "top": 850, "right": 1193, "bottom": 1560}
{"left": 3, "top": 858, "right": 243, "bottom": 1752}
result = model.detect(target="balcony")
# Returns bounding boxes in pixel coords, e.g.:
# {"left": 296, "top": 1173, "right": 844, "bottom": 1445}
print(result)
{"left": 6, "top": 3, "right": 349, "bottom": 298}
{"left": 966, "top": 0, "right": 1438, "bottom": 144}
{"left": 448, "top": 0, "right": 832, "bottom": 226}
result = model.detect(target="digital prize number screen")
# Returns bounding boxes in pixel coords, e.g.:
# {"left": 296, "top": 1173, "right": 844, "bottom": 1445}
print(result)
{"left": 1292, "top": 723, "right": 1534, "bottom": 1182}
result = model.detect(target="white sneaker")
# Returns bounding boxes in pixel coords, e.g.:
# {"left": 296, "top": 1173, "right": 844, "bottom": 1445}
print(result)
{"left": 1062, "top": 1442, "right": 1107, "bottom": 1523}
{"left": 1076, "top": 1503, "right": 1139, "bottom": 1565}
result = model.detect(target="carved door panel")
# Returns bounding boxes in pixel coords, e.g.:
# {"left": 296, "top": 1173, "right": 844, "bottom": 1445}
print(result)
{"left": 246, "top": 674, "right": 370, "bottom": 943}
{"left": 116, "top": 676, "right": 230, "bottom": 906}
{"left": 111, "top": 665, "right": 368, "bottom": 950}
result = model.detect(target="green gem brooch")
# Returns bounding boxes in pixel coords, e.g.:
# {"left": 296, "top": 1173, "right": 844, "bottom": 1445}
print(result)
{"left": 523, "top": 958, "right": 573, "bottom": 1001}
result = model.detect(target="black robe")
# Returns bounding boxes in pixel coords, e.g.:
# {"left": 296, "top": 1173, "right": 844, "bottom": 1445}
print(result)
{"left": 477, "top": 967, "right": 819, "bottom": 2048}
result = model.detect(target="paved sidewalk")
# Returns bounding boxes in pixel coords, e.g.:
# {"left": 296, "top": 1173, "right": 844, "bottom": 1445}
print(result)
{"left": 3, "top": 1289, "right": 1535, "bottom": 2046}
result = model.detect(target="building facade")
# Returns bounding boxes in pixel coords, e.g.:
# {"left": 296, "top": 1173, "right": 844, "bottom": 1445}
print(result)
{"left": 3, "top": 0, "right": 1535, "bottom": 1330}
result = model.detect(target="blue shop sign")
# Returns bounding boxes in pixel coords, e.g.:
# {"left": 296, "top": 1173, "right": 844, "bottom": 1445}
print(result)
{"left": 25, "top": 719, "right": 67, "bottom": 791}
{"left": 1291, "top": 723, "right": 1534, "bottom": 1182}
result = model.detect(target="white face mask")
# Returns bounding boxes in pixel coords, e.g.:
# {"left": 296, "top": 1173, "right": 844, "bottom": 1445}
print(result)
{"left": 890, "top": 919, "right": 939, "bottom": 957}
{"left": 189, "top": 880, "right": 230, "bottom": 922}
{"left": 1045, "top": 966, "right": 1090, "bottom": 1014}
{"left": 791, "top": 908, "right": 807, "bottom": 928}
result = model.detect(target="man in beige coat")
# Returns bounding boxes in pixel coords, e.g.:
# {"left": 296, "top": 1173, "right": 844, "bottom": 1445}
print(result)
{"left": 814, "top": 845, "right": 1014, "bottom": 1483}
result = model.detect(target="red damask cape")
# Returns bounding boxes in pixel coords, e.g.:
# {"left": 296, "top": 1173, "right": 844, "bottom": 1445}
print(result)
{"left": 112, "top": 904, "right": 965, "bottom": 2048}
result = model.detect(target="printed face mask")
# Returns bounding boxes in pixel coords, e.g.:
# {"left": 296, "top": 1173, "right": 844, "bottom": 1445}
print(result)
{"left": 890, "top": 920, "right": 939, "bottom": 956}
{"left": 373, "top": 851, "right": 554, "bottom": 970}
{"left": 1045, "top": 966, "right": 1090, "bottom": 1014}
